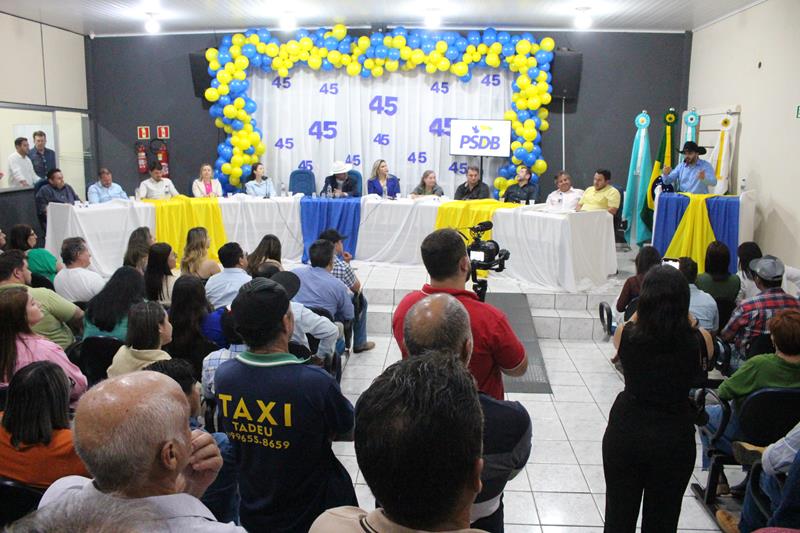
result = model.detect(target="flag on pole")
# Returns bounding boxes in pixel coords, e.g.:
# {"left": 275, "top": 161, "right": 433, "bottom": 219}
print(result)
{"left": 622, "top": 112, "right": 653, "bottom": 245}
{"left": 642, "top": 108, "right": 678, "bottom": 231}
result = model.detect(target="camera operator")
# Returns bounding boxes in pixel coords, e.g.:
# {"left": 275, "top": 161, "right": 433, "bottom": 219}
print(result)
{"left": 392, "top": 228, "right": 528, "bottom": 400}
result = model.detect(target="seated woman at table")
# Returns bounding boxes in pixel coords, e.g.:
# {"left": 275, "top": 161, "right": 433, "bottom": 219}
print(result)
{"left": 322, "top": 161, "right": 360, "bottom": 197}
{"left": 367, "top": 159, "right": 400, "bottom": 198}
{"left": 144, "top": 243, "right": 178, "bottom": 307}
{"left": 180, "top": 227, "right": 221, "bottom": 281}
{"left": 191, "top": 163, "right": 223, "bottom": 198}
{"left": 244, "top": 162, "right": 275, "bottom": 198}
{"left": 410, "top": 170, "right": 444, "bottom": 198}
{"left": 696, "top": 241, "right": 741, "bottom": 304}
{"left": 8, "top": 224, "right": 62, "bottom": 283}
{"left": 123, "top": 226, "right": 154, "bottom": 273}
{"left": 503, "top": 166, "right": 539, "bottom": 204}
{"left": 84, "top": 266, "right": 145, "bottom": 341}
{"left": 247, "top": 234, "right": 282, "bottom": 275}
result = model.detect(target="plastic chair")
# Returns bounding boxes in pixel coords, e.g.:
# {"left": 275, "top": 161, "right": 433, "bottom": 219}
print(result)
{"left": 612, "top": 184, "right": 627, "bottom": 244}
{"left": 78, "top": 336, "right": 124, "bottom": 386}
{"left": 288, "top": 169, "right": 316, "bottom": 196}
{"left": 0, "top": 477, "right": 44, "bottom": 526}
{"left": 598, "top": 302, "right": 613, "bottom": 337}
{"left": 306, "top": 307, "right": 342, "bottom": 383}
{"left": 748, "top": 334, "right": 776, "bottom": 359}
{"left": 348, "top": 169, "right": 363, "bottom": 197}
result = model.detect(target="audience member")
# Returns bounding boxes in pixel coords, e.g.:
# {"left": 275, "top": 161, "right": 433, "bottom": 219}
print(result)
{"left": 604, "top": 265, "right": 713, "bottom": 532}
{"left": 35, "top": 168, "right": 80, "bottom": 224}
{"left": 737, "top": 242, "right": 764, "bottom": 302}
{"left": 311, "top": 354, "right": 484, "bottom": 532}
{"left": 393, "top": 229, "right": 527, "bottom": 400}
{"left": 403, "top": 293, "right": 532, "bottom": 531}
{"left": 37, "top": 371, "right": 245, "bottom": 531}
{"left": 246, "top": 233, "right": 282, "bottom": 275}
{"left": 678, "top": 256, "right": 720, "bottom": 331}
{"left": 503, "top": 165, "right": 538, "bottom": 204}
{"left": 144, "top": 358, "right": 239, "bottom": 524}
{"left": 84, "top": 266, "right": 145, "bottom": 341}
{"left": 137, "top": 161, "right": 179, "bottom": 199}
{"left": 721, "top": 255, "right": 800, "bottom": 368}
{"left": 144, "top": 243, "right": 177, "bottom": 307}
{"left": 8, "top": 224, "right": 62, "bottom": 282}
{"left": 319, "top": 228, "right": 374, "bottom": 353}
{"left": 123, "top": 226, "right": 154, "bottom": 273}
{"left": 293, "top": 239, "right": 355, "bottom": 324}
{"left": 661, "top": 141, "right": 717, "bottom": 193}
{"left": 615, "top": 245, "right": 662, "bottom": 314}
{"left": 0, "top": 250, "right": 83, "bottom": 349}
{"left": 697, "top": 241, "right": 741, "bottom": 302}
{"left": 0, "top": 362, "right": 89, "bottom": 488}
{"left": 410, "top": 170, "right": 444, "bottom": 198}
{"left": 29, "top": 131, "right": 57, "bottom": 181}
{"left": 7, "top": 137, "right": 37, "bottom": 188}
{"left": 164, "top": 276, "right": 223, "bottom": 378}
{"left": 454, "top": 165, "right": 490, "bottom": 200}
{"left": 0, "top": 285, "right": 87, "bottom": 401}
{"left": 202, "top": 310, "right": 247, "bottom": 404}
{"left": 205, "top": 242, "right": 251, "bottom": 309}
{"left": 216, "top": 278, "right": 357, "bottom": 531}
{"left": 367, "top": 159, "right": 400, "bottom": 198}
{"left": 0, "top": 226, "right": 6, "bottom": 251}
{"left": 87, "top": 168, "right": 128, "bottom": 204}
{"left": 192, "top": 163, "right": 223, "bottom": 198}
{"left": 107, "top": 301, "right": 172, "bottom": 377}
{"left": 244, "top": 162, "right": 275, "bottom": 197}
{"left": 53, "top": 237, "right": 104, "bottom": 303}
{"left": 181, "top": 227, "right": 222, "bottom": 280}
{"left": 576, "top": 169, "right": 620, "bottom": 214}
{"left": 545, "top": 171, "right": 584, "bottom": 212}
{"left": 9, "top": 493, "right": 158, "bottom": 532}
{"left": 321, "top": 161, "right": 359, "bottom": 197}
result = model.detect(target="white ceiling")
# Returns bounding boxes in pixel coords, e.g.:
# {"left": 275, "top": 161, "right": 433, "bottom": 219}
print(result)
{"left": 3, "top": 0, "right": 762, "bottom": 37}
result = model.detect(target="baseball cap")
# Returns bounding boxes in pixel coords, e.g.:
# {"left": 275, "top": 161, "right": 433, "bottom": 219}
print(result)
{"left": 269, "top": 271, "right": 301, "bottom": 300}
{"left": 750, "top": 255, "right": 784, "bottom": 282}
{"left": 231, "top": 278, "right": 289, "bottom": 331}
{"left": 318, "top": 228, "right": 348, "bottom": 243}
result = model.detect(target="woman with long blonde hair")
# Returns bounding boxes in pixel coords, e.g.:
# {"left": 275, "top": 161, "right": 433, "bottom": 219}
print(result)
{"left": 367, "top": 159, "right": 400, "bottom": 198}
{"left": 180, "top": 227, "right": 221, "bottom": 280}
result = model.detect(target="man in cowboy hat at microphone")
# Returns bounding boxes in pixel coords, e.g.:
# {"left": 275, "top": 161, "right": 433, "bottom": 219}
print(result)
{"left": 660, "top": 141, "right": 718, "bottom": 194}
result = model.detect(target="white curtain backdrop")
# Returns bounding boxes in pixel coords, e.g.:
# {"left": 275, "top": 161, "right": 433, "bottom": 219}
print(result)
{"left": 251, "top": 68, "right": 513, "bottom": 196}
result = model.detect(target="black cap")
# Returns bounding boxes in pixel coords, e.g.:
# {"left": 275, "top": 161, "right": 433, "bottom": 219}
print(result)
{"left": 231, "top": 278, "right": 289, "bottom": 331}
{"left": 678, "top": 141, "right": 707, "bottom": 155}
{"left": 318, "top": 228, "right": 347, "bottom": 243}
{"left": 269, "top": 271, "right": 301, "bottom": 300}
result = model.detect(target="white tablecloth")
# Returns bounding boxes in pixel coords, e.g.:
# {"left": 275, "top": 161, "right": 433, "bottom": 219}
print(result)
{"left": 218, "top": 195, "right": 304, "bottom": 261}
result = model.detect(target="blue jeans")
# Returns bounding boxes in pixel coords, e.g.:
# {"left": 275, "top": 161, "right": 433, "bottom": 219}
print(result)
{"left": 699, "top": 404, "right": 742, "bottom": 469}
{"left": 353, "top": 293, "right": 368, "bottom": 348}
{"left": 739, "top": 470, "right": 783, "bottom": 533}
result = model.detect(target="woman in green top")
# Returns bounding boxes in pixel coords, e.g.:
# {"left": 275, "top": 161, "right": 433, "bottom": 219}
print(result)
{"left": 83, "top": 266, "right": 145, "bottom": 342}
{"left": 696, "top": 241, "right": 740, "bottom": 302}
{"left": 8, "top": 224, "right": 61, "bottom": 283}
{"left": 410, "top": 170, "right": 444, "bottom": 198}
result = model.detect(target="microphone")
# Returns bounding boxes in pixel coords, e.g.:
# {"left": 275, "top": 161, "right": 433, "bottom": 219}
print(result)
{"left": 470, "top": 221, "right": 493, "bottom": 232}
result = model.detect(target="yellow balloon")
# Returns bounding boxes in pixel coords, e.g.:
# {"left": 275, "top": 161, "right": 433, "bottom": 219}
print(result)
{"left": 434, "top": 41, "right": 446, "bottom": 53}
{"left": 328, "top": 50, "right": 341, "bottom": 64}
{"left": 265, "top": 43, "right": 279, "bottom": 57}
{"left": 425, "top": 62, "right": 437, "bottom": 74}
{"left": 511, "top": 93, "right": 519, "bottom": 103}
{"left": 493, "top": 177, "right": 508, "bottom": 190}
{"left": 532, "top": 159, "right": 548, "bottom": 175}
{"left": 477, "top": 43, "right": 488, "bottom": 55}
{"left": 287, "top": 41, "right": 300, "bottom": 56}
{"left": 341, "top": 54, "right": 351, "bottom": 65}
{"left": 537, "top": 108, "right": 549, "bottom": 120}
{"left": 364, "top": 58, "right": 375, "bottom": 70}
{"left": 522, "top": 128, "right": 537, "bottom": 142}
{"left": 372, "top": 65, "right": 384, "bottom": 77}
{"left": 232, "top": 34, "right": 245, "bottom": 47}
{"left": 539, "top": 120, "right": 550, "bottom": 132}
{"left": 515, "top": 39, "right": 532, "bottom": 56}
{"left": 523, "top": 141, "right": 533, "bottom": 152}
{"left": 308, "top": 55, "right": 322, "bottom": 70}
{"left": 429, "top": 50, "right": 442, "bottom": 63}
{"left": 437, "top": 58, "right": 450, "bottom": 71}
{"left": 504, "top": 111, "right": 518, "bottom": 122}
{"left": 278, "top": 67, "right": 289, "bottom": 78}
{"left": 466, "top": 45, "right": 476, "bottom": 54}
{"left": 514, "top": 126, "right": 524, "bottom": 137}
{"left": 232, "top": 69, "right": 246, "bottom": 81}
{"left": 243, "top": 123, "right": 253, "bottom": 132}
{"left": 230, "top": 167, "right": 242, "bottom": 179}
{"left": 386, "top": 59, "right": 399, "bottom": 72}
{"left": 517, "top": 75, "right": 531, "bottom": 89}
{"left": 453, "top": 62, "right": 468, "bottom": 77}
{"left": 536, "top": 71, "right": 548, "bottom": 83}
{"left": 248, "top": 34, "right": 260, "bottom": 45}
{"left": 204, "top": 87, "right": 219, "bottom": 102}
{"left": 300, "top": 50, "right": 310, "bottom": 61}
{"left": 223, "top": 105, "right": 237, "bottom": 119}
{"left": 486, "top": 54, "right": 500, "bottom": 68}
{"left": 256, "top": 42, "right": 267, "bottom": 54}
{"left": 238, "top": 138, "right": 251, "bottom": 151}
{"left": 511, "top": 156, "right": 521, "bottom": 165}
{"left": 516, "top": 98, "right": 528, "bottom": 111}
{"left": 383, "top": 35, "right": 393, "bottom": 47}
{"left": 400, "top": 46, "right": 412, "bottom": 60}
{"left": 540, "top": 92, "right": 552, "bottom": 105}
{"left": 510, "top": 141, "right": 522, "bottom": 152}
{"left": 234, "top": 56, "right": 249, "bottom": 70}
{"left": 332, "top": 24, "right": 347, "bottom": 41}
{"left": 523, "top": 119, "right": 535, "bottom": 129}
{"left": 411, "top": 49, "right": 425, "bottom": 65}
{"left": 214, "top": 118, "right": 224, "bottom": 128}
{"left": 489, "top": 42, "right": 502, "bottom": 55}
{"left": 392, "top": 35, "right": 406, "bottom": 49}
{"left": 229, "top": 45, "right": 241, "bottom": 58}
{"left": 299, "top": 37, "right": 314, "bottom": 51}
{"left": 236, "top": 110, "right": 248, "bottom": 121}
{"left": 512, "top": 120, "right": 522, "bottom": 130}
{"left": 358, "top": 36, "right": 370, "bottom": 51}
{"left": 223, "top": 125, "right": 232, "bottom": 134}
{"left": 233, "top": 97, "right": 245, "bottom": 109}
{"left": 209, "top": 59, "right": 221, "bottom": 71}
{"left": 346, "top": 61, "right": 361, "bottom": 76}
{"left": 216, "top": 70, "right": 232, "bottom": 85}
{"left": 205, "top": 48, "right": 219, "bottom": 62}
{"left": 221, "top": 163, "right": 232, "bottom": 175}
{"left": 527, "top": 96, "right": 541, "bottom": 110}
{"left": 374, "top": 58, "right": 385, "bottom": 67}
{"left": 231, "top": 155, "right": 244, "bottom": 167}
{"left": 256, "top": 143, "right": 266, "bottom": 155}
{"left": 540, "top": 37, "right": 555, "bottom": 52}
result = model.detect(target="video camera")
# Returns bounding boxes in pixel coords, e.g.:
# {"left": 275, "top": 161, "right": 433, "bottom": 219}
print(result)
{"left": 461, "top": 221, "right": 510, "bottom": 302}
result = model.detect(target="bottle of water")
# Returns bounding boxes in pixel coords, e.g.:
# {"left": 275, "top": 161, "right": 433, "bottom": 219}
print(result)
{"left": 326, "top": 185, "right": 332, "bottom": 198}
{"left": 281, "top": 183, "right": 287, "bottom": 197}
{"left": 382, "top": 186, "right": 387, "bottom": 200}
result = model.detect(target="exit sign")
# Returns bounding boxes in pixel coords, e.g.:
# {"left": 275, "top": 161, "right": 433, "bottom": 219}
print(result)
{"left": 156, "top": 125, "right": 170, "bottom": 139}
{"left": 136, "top": 126, "right": 150, "bottom": 140}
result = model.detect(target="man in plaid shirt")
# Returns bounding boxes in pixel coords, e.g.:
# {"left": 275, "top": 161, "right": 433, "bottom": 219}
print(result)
{"left": 721, "top": 255, "right": 800, "bottom": 367}
{"left": 319, "top": 229, "right": 375, "bottom": 353}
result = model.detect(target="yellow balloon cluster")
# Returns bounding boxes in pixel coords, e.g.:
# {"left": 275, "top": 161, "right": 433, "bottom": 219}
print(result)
{"left": 493, "top": 177, "right": 518, "bottom": 197}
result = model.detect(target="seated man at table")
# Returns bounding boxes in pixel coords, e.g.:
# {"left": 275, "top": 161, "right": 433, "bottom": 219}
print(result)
{"left": 503, "top": 165, "right": 538, "bottom": 204}
{"left": 138, "top": 161, "right": 179, "bottom": 200}
{"left": 454, "top": 165, "right": 490, "bottom": 200}
{"left": 87, "top": 168, "right": 128, "bottom": 204}
{"left": 292, "top": 239, "right": 355, "bottom": 326}
{"left": 35, "top": 168, "right": 80, "bottom": 225}
{"left": 661, "top": 141, "right": 717, "bottom": 194}
{"left": 576, "top": 169, "right": 620, "bottom": 215}
{"left": 321, "top": 161, "right": 360, "bottom": 198}
{"left": 545, "top": 171, "right": 584, "bottom": 212}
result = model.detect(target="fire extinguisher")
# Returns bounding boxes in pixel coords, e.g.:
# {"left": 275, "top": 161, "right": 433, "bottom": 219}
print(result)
{"left": 135, "top": 142, "right": 149, "bottom": 174}
{"left": 150, "top": 139, "right": 170, "bottom": 178}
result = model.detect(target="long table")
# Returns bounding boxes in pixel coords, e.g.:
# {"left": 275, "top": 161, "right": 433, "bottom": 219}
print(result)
{"left": 46, "top": 195, "right": 618, "bottom": 292}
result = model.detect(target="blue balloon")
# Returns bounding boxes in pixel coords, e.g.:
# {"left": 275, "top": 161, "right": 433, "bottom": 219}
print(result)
{"left": 443, "top": 32, "right": 456, "bottom": 45}
{"left": 370, "top": 32, "right": 384, "bottom": 46}
{"left": 521, "top": 32, "right": 534, "bottom": 43}
{"left": 245, "top": 146, "right": 255, "bottom": 155}
{"left": 530, "top": 174, "right": 539, "bottom": 185}
{"left": 231, "top": 119, "right": 244, "bottom": 130}
{"left": 375, "top": 45, "right": 388, "bottom": 59}
{"left": 544, "top": 51, "right": 554, "bottom": 63}
{"left": 244, "top": 29, "right": 255, "bottom": 37}
{"left": 365, "top": 46, "right": 376, "bottom": 58}
{"left": 257, "top": 29, "right": 271, "bottom": 42}
{"left": 455, "top": 37, "right": 468, "bottom": 52}
{"left": 207, "top": 66, "right": 217, "bottom": 76}
{"left": 222, "top": 116, "right": 231, "bottom": 125}
{"left": 461, "top": 71, "right": 472, "bottom": 82}
{"left": 482, "top": 28, "right": 497, "bottom": 45}
{"left": 242, "top": 44, "right": 256, "bottom": 58}
{"left": 517, "top": 110, "right": 531, "bottom": 121}
{"left": 229, "top": 79, "right": 242, "bottom": 94}
{"left": 511, "top": 34, "right": 521, "bottom": 45}
{"left": 324, "top": 37, "right": 338, "bottom": 50}
{"left": 502, "top": 44, "right": 515, "bottom": 57}
{"left": 217, "top": 52, "right": 231, "bottom": 64}
{"left": 534, "top": 51, "right": 548, "bottom": 64}
{"left": 215, "top": 158, "right": 226, "bottom": 170}
{"left": 322, "top": 58, "right": 334, "bottom": 71}
{"left": 338, "top": 42, "right": 351, "bottom": 54}
{"left": 295, "top": 29, "right": 309, "bottom": 39}
{"left": 467, "top": 31, "right": 481, "bottom": 46}
{"left": 241, "top": 164, "right": 252, "bottom": 178}
{"left": 524, "top": 152, "right": 536, "bottom": 167}
{"left": 497, "top": 31, "right": 511, "bottom": 44}
{"left": 492, "top": 189, "right": 500, "bottom": 200}
{"left": 546, "top": 72, "right": 552, "bottom": 83}
{"left": 393, "top": 26, "right": 408, "bottom": 37}
{"left": 477, "top": 57, "right": 487, "bottom": 67}
{"left": 219, "top": 95, "right": 231, "bottom": 106}
{"left": 209, "top": 104, "right": 223, "bottom": 118}
{"left": 539, "top": 63, "right": 550, "bottom": 72}
{"left": 532, "top": 117, "right": 541, "bottom": 128}
{"left": 408, "top": 35, "right": 421, "bottom": 48}
{"left": 445, "top": 48, "right": 459, "bottom": 61}
{"left": 498, "top": 166, "right": 509, "bottom": 178}
{"left": 514, "top": 147, "right": 527, "bottom": 160}
{"left": 244, "top": 100, "right": 257, "bottom": 114}
{"left": 221, "top": 35, "right": 232, "bottom": 46}
{"left": 388, "top": 48, "right": 401, "bottom": 60}
{"left": 421, "top": 41, "right": 434, "bottom": 53}
{"left": 360, "top": 68, "right": 371, "bottom": 78}
{"left": 216, "top": 144, "right": 227, "bottom": 156}
{"left": 527, "top": 67, "right": 540, "bottom": 79}
{"left": 261, "top": 57, "right": 273, "bottom": 70}
{"left": 250, "top": 55, "right": 262, "bottom": 68}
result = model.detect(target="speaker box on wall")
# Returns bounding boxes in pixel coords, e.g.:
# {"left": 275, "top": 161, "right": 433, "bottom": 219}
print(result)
{"left": 189, "top": 52, "right": 213, "bottom": 109}
{"left": 551, "top": 49, "right": 583, "bottom": 100}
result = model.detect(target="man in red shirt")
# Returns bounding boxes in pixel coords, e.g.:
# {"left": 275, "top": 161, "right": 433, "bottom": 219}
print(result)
{"left": 392, "top": 228, "right": 528, "bottom": 399}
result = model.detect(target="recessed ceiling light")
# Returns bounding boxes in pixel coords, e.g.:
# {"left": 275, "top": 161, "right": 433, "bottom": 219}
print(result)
{"left": 280, "top": 14, "right": 297, "bottom": 32}
{"left": 574, "top": 6, "right": 592, "bottom": 30}
{"left": 425, "top": 11, "right": 441, "bottom": 29}
{"left": 144, "top": 14, "right": 160, "bottom": 34}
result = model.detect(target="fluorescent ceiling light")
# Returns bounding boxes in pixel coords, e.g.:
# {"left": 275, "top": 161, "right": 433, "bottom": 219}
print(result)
{"left": 280, "top": 15, "right": 297, "bottom": 31}
{"left": 145, "top": 14, "right": 160, "bottom": 33}
{"left": 425, "top": 11, "right": 441, "bottom": 29}
{"left": 574, "top": 7, "right": 592, "bottom": 30}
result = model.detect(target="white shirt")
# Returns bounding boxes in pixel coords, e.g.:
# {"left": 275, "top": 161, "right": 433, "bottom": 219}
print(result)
{"left": 204, "top": 268, "right": 252, "bottom": 309}
{"left": 138, "top": 177, "right": 179, "bottom": 199}
{"left": 7, "top": 152, "right": 37, "bottom": 188}
{"left": 290, "top": 301, "right": 339, "bottom": 357}
{"left": 53, "top": 267, "right": 105, "bottom": 302}
{"left": 192, "top": 178, "right": 223, "bottom": 198}
{"left": 545, "top": 187, "right": 584, "bottom": 212}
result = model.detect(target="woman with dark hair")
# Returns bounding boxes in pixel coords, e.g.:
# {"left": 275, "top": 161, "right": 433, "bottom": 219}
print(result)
{"left": 106, "top": 301, "right": 171, "bottom": 377}
{"left": 615, "top": 245, "right": 662, "bottom": 313}
{"left": 246, "top": 234, "right": 282, "bottom": 275}
{"left": 244, "top": 162, "right": 275, "bottom": 198}
{"left": 7, "top": 224, "right": 62, "bottom": 282}
{"left": 181, "top": 227, "right": 221, "bottom": 280}
{"left": 737, "top": 242, "right": 763, "bottom": 302}
{"left": 163, "top": 276, "right": 223, "bottom": 378}
{"left": 410, "top": 170, "right": 444, "bottom": 198}
{"left": 123, "top": 227, "right": 154, "bottom": 273}
{"left": 603, "top": 266, "right": 713, "bottom": 532}
{"left": 0, "top": 362, "right": 89, "bottom": 488}
{"left": 83, "top": 266, "right": 145, "bottom": 341}
{"left": 144, "top": 243, "right": 177, "bottom": 306}
{"left": 697, "top": 241, "right": 741, "bottom": 302}
{"left": 0, "top": 286, "right": 87, "bottom": 402}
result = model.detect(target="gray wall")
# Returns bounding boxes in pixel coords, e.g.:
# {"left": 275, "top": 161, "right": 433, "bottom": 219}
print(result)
{"left": 88, "top": 31, "right": 691, "bottom": 196}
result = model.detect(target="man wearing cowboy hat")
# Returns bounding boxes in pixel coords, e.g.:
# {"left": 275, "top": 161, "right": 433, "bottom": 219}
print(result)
{"left": 661, "top": 141, "right": 717, "bottom": 194}
{"left": 321, "top": 161, "right": 361, "bottom": 198}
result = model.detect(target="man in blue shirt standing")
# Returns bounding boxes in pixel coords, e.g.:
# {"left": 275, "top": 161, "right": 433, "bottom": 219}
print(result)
{"left": 87, "top": 168, "right": 128, "bottom": 203}
{"left": 29, "top": 131, "right": 57, "bottom": 182}
{"left": 661, "top": 141, "right": 717, "bottom": 194}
